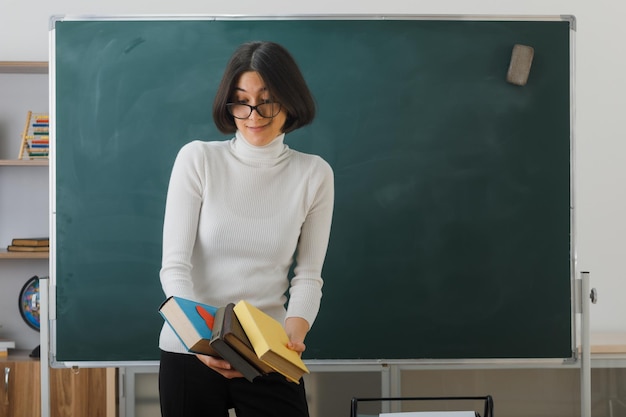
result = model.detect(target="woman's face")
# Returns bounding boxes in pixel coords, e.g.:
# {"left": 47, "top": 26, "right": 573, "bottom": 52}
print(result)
{"left": 232, "top": 71, "right": 287, "bottom": 147}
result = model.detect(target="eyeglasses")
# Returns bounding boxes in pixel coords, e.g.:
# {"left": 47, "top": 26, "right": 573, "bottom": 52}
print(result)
{"left": 226, "top": 102, "right": 282, "bottom": 119}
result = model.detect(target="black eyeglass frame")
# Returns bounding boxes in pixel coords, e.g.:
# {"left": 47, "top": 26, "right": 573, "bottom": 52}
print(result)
{"left": 225, "top": 102, "right": 282, "bottom": 119}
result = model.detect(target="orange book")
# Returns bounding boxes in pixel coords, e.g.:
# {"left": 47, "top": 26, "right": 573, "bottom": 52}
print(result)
{"left": 7, "top": 245, "right": 49, "bottom": 252}
{"left": 11, "top": 237, "right": 49, "bottom": 246}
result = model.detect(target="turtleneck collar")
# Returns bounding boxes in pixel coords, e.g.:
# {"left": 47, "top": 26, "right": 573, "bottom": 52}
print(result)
{"left": 231, "top": 130, "right": 289, "bottom": 161}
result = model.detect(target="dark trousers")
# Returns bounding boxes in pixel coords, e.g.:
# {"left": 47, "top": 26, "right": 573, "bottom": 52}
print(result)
{"left": 159, "top": 350, "right": 310, "bottom": 417}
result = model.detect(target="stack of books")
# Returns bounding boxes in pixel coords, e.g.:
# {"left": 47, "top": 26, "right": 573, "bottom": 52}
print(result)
{"left": 0, "top": 339, "right": 15, "bottom": 357}
{"left": 7, "top": 237, "right": 49, "bottom": 252}
{"left": 159, "top": 297, "right": 309, "bottom": 383}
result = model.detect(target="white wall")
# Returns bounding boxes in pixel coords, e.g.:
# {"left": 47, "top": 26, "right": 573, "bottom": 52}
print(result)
{"left": 1, "top": 0, "right": 625, "bottom": 335}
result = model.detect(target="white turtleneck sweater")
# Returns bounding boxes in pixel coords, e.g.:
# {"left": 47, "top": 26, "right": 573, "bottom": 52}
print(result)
{"left": 159, "top": 131, "right": 334, "bottom": 354}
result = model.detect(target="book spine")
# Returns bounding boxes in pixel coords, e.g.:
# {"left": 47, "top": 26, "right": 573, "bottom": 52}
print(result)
{"left": 209, "top": 339, "right": 260, "bottom": 382}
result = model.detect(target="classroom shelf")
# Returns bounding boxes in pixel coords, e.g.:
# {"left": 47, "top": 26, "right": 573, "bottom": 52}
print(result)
{"left": 0, "top": 61, "right": 48, "bottom": 74}
{"left": 0, "top": 159, "right": 49, "bottom": 260}
{"left": 0, "top": 159, "right": 48, "bottom": 166}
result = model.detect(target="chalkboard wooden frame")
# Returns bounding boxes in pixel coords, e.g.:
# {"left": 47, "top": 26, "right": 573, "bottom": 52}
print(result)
{"left": 49, "top": 15, "right": 575, "bottom": 367}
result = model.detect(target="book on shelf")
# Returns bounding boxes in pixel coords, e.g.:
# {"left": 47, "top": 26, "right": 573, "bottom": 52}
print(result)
{"left": 209, "top": 305, "right": 267, "bottom": 382}
{"left": 0, "top": 339, "right": 15, "bottom": 349}
{"left": 233, "top": 300, "right": 309, "bottom": 383}
{"left": 11, "top": 237, "right": 49, "bottom": 247}
{"left": 0, "top": 339, "right": 15, "bottom": 357}
{"left": 7, "top": 245, "right": 49, "bottom": 252}
{"left": 158, "top": 296, "right": 219, "bottom": 356}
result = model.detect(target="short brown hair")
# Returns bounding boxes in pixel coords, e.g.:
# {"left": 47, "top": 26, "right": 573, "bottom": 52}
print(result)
{"left": 213, "top": 41, "right": 316, "bottom": 134}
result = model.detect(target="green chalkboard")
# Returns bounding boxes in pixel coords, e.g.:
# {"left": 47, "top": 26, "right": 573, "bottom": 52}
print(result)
{"left": 52, "top": 16, "right": 573, "bottom": 363}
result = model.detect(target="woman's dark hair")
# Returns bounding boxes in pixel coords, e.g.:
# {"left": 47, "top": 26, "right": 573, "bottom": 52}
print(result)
{"left": 213, "top": 41, "right": 316, "bottom": 134}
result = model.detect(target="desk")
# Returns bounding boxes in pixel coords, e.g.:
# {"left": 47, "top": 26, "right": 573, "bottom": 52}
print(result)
{"left": 591, "top": 333, "right": 626, "bottom": 368}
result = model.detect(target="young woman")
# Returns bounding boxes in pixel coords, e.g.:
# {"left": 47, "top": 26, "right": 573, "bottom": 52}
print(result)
{"left": 158, "top": 41, "right": 334, "bottom": 417}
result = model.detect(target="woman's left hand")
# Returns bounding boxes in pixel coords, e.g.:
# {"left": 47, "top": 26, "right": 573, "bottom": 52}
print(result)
{"left": 285, "top": 316, "right": 310, "bottom": 356}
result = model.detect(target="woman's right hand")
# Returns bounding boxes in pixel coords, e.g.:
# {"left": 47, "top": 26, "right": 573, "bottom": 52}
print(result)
{"left": 195, "top": 354, "right": 244, "bottom": 379}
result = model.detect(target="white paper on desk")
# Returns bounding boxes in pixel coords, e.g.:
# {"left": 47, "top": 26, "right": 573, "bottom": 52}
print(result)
{"left": 379, "top": 412, "right": 476, "bottom": 417}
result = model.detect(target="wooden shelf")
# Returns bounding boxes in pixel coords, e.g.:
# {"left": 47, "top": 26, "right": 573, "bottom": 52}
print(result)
{"left": 0, "top": 61, "right": 48, "bottom": 74}
{"left": 0, "top": 249, "right": 49, "bottom": 259}
{"left": 0, "top": 159, "right": 48, "bottom": 166}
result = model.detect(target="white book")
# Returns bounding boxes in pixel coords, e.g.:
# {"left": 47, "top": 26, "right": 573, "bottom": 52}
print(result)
{"left": 0, "top": 340, "right": 16, "bottom": 349}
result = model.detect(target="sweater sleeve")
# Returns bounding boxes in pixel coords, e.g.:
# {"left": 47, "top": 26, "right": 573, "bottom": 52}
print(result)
{"left": 159, "top": 141, "right": 205, "bottom": 299}
{"left": 286, "top": 157, "right": 335, "bottom": 327}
